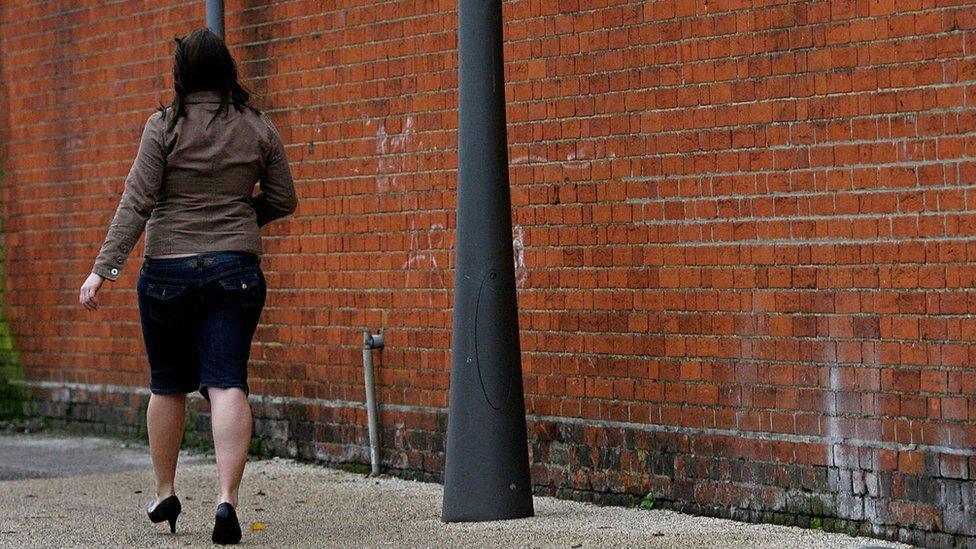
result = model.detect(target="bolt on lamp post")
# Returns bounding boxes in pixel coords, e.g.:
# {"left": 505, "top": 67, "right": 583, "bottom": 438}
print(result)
{"left": 441, "top": 0, "right": 534, "bottom": 523}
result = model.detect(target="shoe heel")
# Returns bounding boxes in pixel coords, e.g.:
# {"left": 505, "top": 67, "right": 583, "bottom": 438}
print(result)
{"left": 147, "top": 494, "right": 181, "bottom": 535}
{"left": 212, "top": 502, "right": 242, "bottom": 544}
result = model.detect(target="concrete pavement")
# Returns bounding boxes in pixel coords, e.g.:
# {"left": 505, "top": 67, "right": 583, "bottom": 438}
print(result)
{"left": 0, "top": 433, "right": 907, "bottom": 548}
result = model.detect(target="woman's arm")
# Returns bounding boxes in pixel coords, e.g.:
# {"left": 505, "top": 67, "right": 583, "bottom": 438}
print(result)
{"left": 251, "top": 113, "right": 297, "bottom": 227}
{"left": 90, "top": 111, "right": 167, "bottom": 281}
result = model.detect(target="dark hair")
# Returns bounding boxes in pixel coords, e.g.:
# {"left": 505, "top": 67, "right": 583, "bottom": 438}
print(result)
{"left": 159, "top": 28, "right": 259, "bottom": 131}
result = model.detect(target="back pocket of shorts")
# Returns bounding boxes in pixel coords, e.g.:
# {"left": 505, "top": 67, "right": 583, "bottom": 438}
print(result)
{"left": 218, "top": 272, "right": 262, "bottom": 292}
{"left": 144, "top": 283, "right": 187, "bottom": 301}
{"left": 217, "top": 271, "right": 265, "bottom": 309}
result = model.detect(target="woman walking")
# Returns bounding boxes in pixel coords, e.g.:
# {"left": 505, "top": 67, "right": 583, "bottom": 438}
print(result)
{"left": 78, "top": 28, "right": 297, "bottom": 544}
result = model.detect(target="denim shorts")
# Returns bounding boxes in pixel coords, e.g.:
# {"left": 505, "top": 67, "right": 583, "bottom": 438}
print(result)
{"left": 137, "top": 250, "right": 266, "bottom": 401}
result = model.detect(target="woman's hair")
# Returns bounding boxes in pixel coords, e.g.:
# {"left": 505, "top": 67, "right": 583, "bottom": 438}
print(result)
{"left": 159, "top": 28, "right": 258, "bottom": 131}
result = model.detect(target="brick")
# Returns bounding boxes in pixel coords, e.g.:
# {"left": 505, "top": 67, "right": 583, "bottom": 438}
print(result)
{"left": 941, "top": 454, "right": 970, "bottom": 480}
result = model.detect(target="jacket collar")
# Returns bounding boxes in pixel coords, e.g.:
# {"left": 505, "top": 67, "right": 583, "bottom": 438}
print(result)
{"left": 184, "top": 90, "right": 225, "bottom": 104}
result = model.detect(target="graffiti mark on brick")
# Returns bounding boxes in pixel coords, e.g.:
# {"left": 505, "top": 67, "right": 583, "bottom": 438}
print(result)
{"left": 512, "top": 224, "right": 527, "bottom": 288}
{"left": 375, "top": 116, "right": 414, "bottom": 192}
{"left": 403, "top": 219, "right": 446, "bottom": 304}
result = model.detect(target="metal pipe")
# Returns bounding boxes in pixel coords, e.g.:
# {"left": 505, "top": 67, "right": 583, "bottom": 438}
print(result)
{"left": 206, "top": 0, "right": 224, "bottom": 39}
{"left": 362, "top": 329, "right": 384, "bottom": 476}
{"left": 441, "top": 0, "right": 534, "bottom": 523}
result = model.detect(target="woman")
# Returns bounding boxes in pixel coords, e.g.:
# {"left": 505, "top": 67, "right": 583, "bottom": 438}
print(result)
{"left": 78, "top": 28, "right": 297, "bottom": 545}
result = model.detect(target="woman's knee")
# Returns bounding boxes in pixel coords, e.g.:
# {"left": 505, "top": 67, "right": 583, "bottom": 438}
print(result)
{"left": 207, "top": 386, "right": 249, "bottom": 404}
{"left": 149, "top": 392, "right": 188, "bottom": 404}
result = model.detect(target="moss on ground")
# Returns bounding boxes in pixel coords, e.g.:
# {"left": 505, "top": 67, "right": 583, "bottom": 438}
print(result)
{"left": 639, "top": 492, "right": 655, "bottom": 510}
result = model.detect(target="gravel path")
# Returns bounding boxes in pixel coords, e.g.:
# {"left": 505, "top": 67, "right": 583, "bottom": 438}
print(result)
{"left": 0, "top": 433, "right": 907, "bottom": 548}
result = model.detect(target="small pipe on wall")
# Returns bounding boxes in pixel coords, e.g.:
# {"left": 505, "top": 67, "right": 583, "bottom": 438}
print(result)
{"left": 362, "top": 329, "right": 385, "bottom": 476}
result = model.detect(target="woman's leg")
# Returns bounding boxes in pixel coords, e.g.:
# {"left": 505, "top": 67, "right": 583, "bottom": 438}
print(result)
{"left": 147, "top": 392, "right": 187, "bottom": 502}
{"left": 208, "top": 387, "right": 252, "bottom": 507}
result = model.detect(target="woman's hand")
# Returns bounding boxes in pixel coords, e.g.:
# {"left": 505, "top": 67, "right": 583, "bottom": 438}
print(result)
{"left": 79, "top": 272, "right": 105, "bottom": 311}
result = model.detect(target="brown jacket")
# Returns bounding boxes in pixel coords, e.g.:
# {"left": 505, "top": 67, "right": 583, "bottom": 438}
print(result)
{"left": 91, "top": 90, "right": 298, "bottom": 281}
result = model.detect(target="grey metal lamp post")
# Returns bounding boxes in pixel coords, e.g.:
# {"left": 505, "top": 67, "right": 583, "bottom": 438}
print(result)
{"left": 206, "top": 0, "right": 224, "bottom": 39}
{"left": 441, "top": 0, "right": 534, "bottom": 523}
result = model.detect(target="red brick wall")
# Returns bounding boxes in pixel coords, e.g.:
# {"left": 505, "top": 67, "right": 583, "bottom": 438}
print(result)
{"left": 2, "top": 1, "right": 976, "bottom": 545}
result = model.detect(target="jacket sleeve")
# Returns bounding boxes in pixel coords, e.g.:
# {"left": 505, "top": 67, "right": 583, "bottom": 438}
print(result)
{"left": 252, "top": 113, "right": 298, "bottom": 227}
{"left": 91, "top": 111, "right": 166, "bottom": 281}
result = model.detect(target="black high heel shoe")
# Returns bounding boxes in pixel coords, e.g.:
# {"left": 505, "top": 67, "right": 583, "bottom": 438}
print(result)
{"left": 212, "top": 502, "right": 243, "bottom": 545}
{"left": 146, "top": 494, "right": 181, "bottom": 533}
